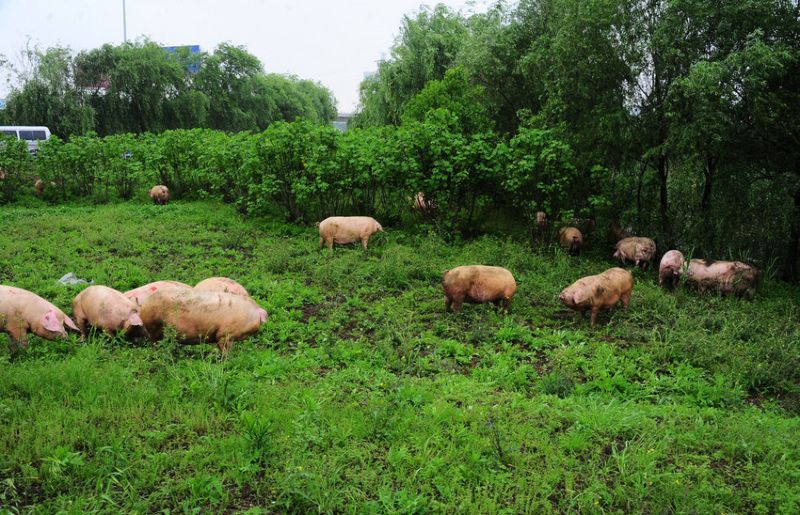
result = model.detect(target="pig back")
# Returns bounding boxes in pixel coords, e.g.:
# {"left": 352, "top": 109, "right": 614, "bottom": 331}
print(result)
{"left": 194, "top": 277, "right": 250, "bottom": 297}
{"left": 140, "top": 289, "right": 266, "bottom": 343}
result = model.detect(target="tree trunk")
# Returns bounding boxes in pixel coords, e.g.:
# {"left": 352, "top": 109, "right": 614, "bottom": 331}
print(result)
{"left": 782, "top": 186, "right": 800, "bottom": 282}
{"left": 700, "top": 156, "right": 716, "bottom": 213}
{"left": 657, "top": 154, "right": 672, "bottom": 242}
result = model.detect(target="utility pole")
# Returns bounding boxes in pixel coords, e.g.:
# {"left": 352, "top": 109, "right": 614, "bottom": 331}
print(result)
{"left": 123, "top": 0, "right": 128, "bottom": 43}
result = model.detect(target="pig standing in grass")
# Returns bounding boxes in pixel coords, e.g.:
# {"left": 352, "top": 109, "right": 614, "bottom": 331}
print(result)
{"left": 140, "top": 289, "right": 268, "bottom": 354}
{"left": 658, "top": 250, "right": 685, "bottom": 289}
{"left": 149, "top": 185, "right": 169, "bottom": 205}
{"left": 0, "top": 285, "right": 79, "bottom": 348}
{"left": 71, "top": 285, "right": 144, "bottom": 337}
{"left": 317, "top": 216, "right": 383, "bottom": 251}
{"left": 613, "top": 237, "right": 657, "bottom": 270}
{"left": 441, "top": 265, "right": 517, "bottom": 312}
{"left": 559, "top": 267, "right": 634, "bottom": 326}
{"left": 195, "top": 277, "right": 250, "bottom": 297}
{"left": 34, "top": 179, "right": 44, "bottom": 197}
{"left": 685, "top": 259, "right": 760, "bottom": 298}
{"left": 558, "top": 227, "right": 583, "bottom": 255}
{"left": 125, "top": 280, "right": 191, "bottom": 307}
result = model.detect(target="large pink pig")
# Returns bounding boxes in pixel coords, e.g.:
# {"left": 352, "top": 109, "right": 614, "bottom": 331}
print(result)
{"left": 125, "top": 280, "right": 192, "bottom": 307}
{"left": 194, "top": 277, "right": 250, "bottom": 297}
{"left": 140, "top": 289, "right": 268, "bottom": 354}
{"left": 613, "top": 237, "right": 657, "bottom": 270}
{"left": 658, "top": 250, "right": 685, "bottom": 289}
{"left": 317, "top": 216, "right": 383, "bottom": 251}
{"left": 441, "top": 265, "right": 517, "bottom": 312}
{"left": 559, "top": 267, "right": 634, "bottom": 326}
{"left": 685, "top": 259, "right": 760, "bottom": 298}
{"left": 72, "top": 285, "right": 144, "bottom": 337}
{"left": 0, "top": 285, "right": 79, "bottom": 348}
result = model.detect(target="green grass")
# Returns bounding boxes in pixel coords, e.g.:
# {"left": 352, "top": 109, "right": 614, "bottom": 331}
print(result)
{"left": 1, "top": 201, "right": 799, "bottom": 513}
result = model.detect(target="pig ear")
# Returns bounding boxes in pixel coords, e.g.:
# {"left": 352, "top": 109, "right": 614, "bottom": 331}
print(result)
{"left": 258, "top": 309, "right": 268, "bottom": 324}
{"left": 128, "top": 312, "right": 144, "bottom": 326}
{"left": 63, "top": 316, "right": 80, "bottom": 332}
{"left": 42, "top": 311, "right": 64, "bottom": 333}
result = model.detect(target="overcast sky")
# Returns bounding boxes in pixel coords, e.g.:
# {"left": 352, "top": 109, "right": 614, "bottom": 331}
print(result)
{"left": 0, "top": 0, "right": 489, "bottom": 112}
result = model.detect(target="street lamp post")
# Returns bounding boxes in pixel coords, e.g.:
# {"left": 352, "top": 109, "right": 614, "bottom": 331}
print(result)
{"left": 123, "top": 0, "right": 127, "bottom": 43}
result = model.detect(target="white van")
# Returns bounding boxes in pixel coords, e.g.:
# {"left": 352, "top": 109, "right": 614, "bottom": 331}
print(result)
{"left": 0, "top": 126, "right": 52, "bottom": 154}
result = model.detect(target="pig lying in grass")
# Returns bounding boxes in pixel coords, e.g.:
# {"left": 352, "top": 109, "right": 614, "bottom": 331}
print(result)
{"left": 558, "top": 227, "right": 583, "bottom": 255}
{"left": 195, "top": 277, "right": 250, "bottom": 297}
{"left": 613, "top": 237, "right": 657, "bottom": 270}
{"left": 658, "top": 250, "right": 685, "bottom": 289}
{"left": 0, "top": 285, "right": 79, "bottom": 348}
{"left": 442, "top": 265, "right": 517, "bottom": 312}
{"left": 72, "top": 285, "right": 144, "bottom": 337}
{"left": 140, "top": 289, "right": 268, "bottom": 354}
{"left": 317, "top": 216, "right": 384, "bottom": 251}
{"left": 559, "top": 267, "right": 634, "bottom": 326}
{"left": 149, "top": 185, "right": 170, "bottom": 205}
{"left": 125, "top": 280, "right": 191, "bottom": 307}
{"left": 685, "top": 259, "right": 759, "bottom": 298}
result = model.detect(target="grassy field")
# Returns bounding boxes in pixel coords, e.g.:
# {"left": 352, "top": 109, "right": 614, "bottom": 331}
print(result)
{"left": 1, "top": 201, "right": 799, "bottom": 513}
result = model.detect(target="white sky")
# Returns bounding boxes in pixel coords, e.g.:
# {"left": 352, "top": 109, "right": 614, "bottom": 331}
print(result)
{"left": 0, "top": 0, "right": 489, "bottom": 113}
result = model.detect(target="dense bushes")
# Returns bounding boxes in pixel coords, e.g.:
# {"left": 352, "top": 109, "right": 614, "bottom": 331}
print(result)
{"left": 0, "top": 120, "right": 592, "bottom": 236}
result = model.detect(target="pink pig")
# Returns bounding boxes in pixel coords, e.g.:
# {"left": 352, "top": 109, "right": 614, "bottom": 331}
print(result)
{"left": 317, "top": 216, "right": 383, "bottom": 251}
{"left": 194, "top": 277, "right": 250, "bottom": 297}
{"left": 124, "top": 280, "right": 192, "bottom": 307}
{"left": 0, "top": 285, "right": 79, "bottom": 348}
{"left": 72, "top": 285, "right": 144, "bottom": 337}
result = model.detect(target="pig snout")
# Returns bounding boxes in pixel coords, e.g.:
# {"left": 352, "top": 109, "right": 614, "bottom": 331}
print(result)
{"left": 257, "top": 308, "right": 268, "bottom": 324}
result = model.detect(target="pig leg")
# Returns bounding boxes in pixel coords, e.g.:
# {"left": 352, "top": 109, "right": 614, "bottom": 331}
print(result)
{"left": 5, "top": 320, "right": 30, "bottom": 349}
{"left": 361, "top": 237, "right": 369, "bottom": 251}
{"left": 445, "top": 296, "right": 453, "bottom": 313}
{"left": 217, "top": 336, "right": 234, "bottom": 356}
{"left": 590, "top": 306, "right": 600, "bottom": 326}
{"left": 621, "top": 290, "right": 631, "bottom": 310}
{"left": 451, "top": 297, "right": 463, "bottom": 313}
{"left": 319, "top": 237, "right": 324, "bottom": 250}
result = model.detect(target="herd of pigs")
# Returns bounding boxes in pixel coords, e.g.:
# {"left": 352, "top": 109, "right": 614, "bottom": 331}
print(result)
{"left": 0, "top": 187, "right": 761, "bottom": 355}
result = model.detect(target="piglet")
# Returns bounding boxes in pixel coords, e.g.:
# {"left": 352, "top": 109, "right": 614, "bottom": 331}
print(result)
{"left": 0, "top": 285, "right": 79, "bottom": 348}
{"left": 72, "top": 285, "right": 143, "bottom": 337}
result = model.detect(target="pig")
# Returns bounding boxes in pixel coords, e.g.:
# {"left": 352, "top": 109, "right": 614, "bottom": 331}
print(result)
{"left": 149, "top": 185, "right": 170, "bottom": 205}
{"left": 411, "top": 192, "right": 436, "bottom": 216}
{"left": 613, "top": 237, "right": 657, "bottom": 270}
{"left": 139, "top": 289, "right": 268, "bottom": 354}
{"left": 71, "top": 285, "right": 144, "bottom": 337}
{"left": 0, "top": 168, "right": 6, "bottom": 180}
{"left": 34, "top": 179, "right": 44, "bottom": 197}
{"left": 558, "top": 227, "right": 583, "bottom": 255}
{"left": 0, "top": 285, "right": 79, "bottom": 348}
{"left": 559, "top": 267, "right": 634, "bottom": 326}
{"left": 194, "top": 277, "right": 250, "bottom": 297}
{"left": 441, "top": 265, "right": 517, "bottom": 312}
{"left": 658, "top": 250, "right": 686, "bottom": 289}
{"left": 124, "top": 280, "right": 192, "bottom": 307}
{"left": 317, "top": 216, "right": 383, "bottom": 251}
{"left": 685, "top": 259, "right": 760, "bottom": 298}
